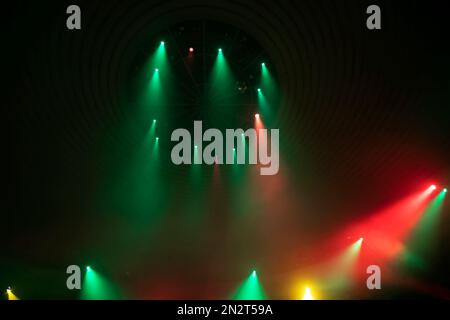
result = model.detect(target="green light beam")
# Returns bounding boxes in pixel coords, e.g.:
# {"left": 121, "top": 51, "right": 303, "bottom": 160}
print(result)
{"left": 82, "top": 267, "right": 123, "bottom": 300}
{"left": 233, "top": 270, "right": 266, "bottom": 300}
{"left": 401, "top": 190, "right": 447, "bottom": 270}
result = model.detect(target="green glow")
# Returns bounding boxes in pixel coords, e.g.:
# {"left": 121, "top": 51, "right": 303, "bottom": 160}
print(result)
{"left": 142, "top": 41, "right": 171, "bottom": 121}
{"left": 338, "top": 238, "right": 363, "bottom": 270}
{"left": 152, "top": 136, "right": 159, "bottom": 159}
{"left": 209, "top": 48, "right": 236, "bottom": 120}
{"left": 82, "top": 268, "right": 122, "bottom": 300}
{"left": 259, "top": 63, "right": 279, "bottom": 122}
{"left": 402, "top": 190, "right": 446, "bottom": 270}
{"left": 149, "top": 68, "right": 163, "bottom": 112}
{"left": 233, "top": 270, "right": 266, "bottom": 300}
{"left": 257, "top": 89, "right": 271, "bottom": 118}
{"left": 153, "top": 41, "right": 168, "bottom": 71}
{"left": 320, "top": 239, "right": 363, "bottom": 292}
{"left": 261, "top": 63, "right": 275, "bottom": 90}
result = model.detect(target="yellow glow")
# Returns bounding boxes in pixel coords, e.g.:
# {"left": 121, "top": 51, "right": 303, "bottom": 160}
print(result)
{"left": 291, "top": 280, "right": 319, "bottom": 300}
{"left": 7, "top": 289, "right": 19, "bottom": 300}
{"left": 303, "top": 287, "right": 314, "bottom": 300}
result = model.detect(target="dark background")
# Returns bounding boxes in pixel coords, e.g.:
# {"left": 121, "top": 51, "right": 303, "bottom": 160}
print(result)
{"left": 4, "top": 0, "right": 450, "bottom": 299}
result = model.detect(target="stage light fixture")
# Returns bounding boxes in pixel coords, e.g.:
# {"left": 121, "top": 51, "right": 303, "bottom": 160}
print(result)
{"left": 255, "top": 113, "right": 260, "bottom": 119}
{"left": 189, "top": 47, "right": 194, "bottom": 53}
{"left": 444, "top": 188, "right": 448, "bottom": 193}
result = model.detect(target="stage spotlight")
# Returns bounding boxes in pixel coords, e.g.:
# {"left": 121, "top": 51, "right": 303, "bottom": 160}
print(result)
{"left": 233, "top": 270, "right": 266, "bottom": 300}
{"left": 218, "top": 48, "right": 222, "bottom": 53}
{"left": 302, "top": 287, "right": 313, "bottom": 300}
{"left": 160, "top": 41, "right": 165, "bottom": 46}
{"left": 257, "top": 88, "right": 261, "bottom": 92}
{"left": 261, "top": 62, "right": 265, "bottom": 67}
{"left": 189, "top": 47, "right": 194, "bottom": 53}
{"left": 156, "top": 137, "right": 159, "bottom": 141}
{"left": 6, "top": 287, "right": 19, "bottom": 300}
{"left": 255, "top": 113, "right": 260, "bottom": 119}
{"left": 153, "top": 119, "right": 156, "bottom": 123}
{"left": 155, "top": 68, "right": 159, "bottom": 73}
{"left": 359, "top": 237, "right": 364, "bottom": 242}
{"left": 430, "top": 184, "right": 437, "bottom": 191}
{"left": 86, "top": 266, "right": 91, "bottom": 271}
{"left": 444, "top": 188, "right": 448, "bottom": 193}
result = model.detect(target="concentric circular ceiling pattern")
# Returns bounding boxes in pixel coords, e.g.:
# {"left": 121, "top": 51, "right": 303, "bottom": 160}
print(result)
{"left": 8, "top": 0, "right": 450, "bottom": 299}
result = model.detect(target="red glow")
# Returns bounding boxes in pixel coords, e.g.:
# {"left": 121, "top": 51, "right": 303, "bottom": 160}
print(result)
{"left": 337, "top": 186, "right": 436, "bottom": 276}
{"left": 254, "top": 114, "right": 264, "bottom": 131}
{"left": 305, "top": 185, "right": 438, "bottom": 288}
{"left": 189, "top": 47, "right": 194, "bottom": 53}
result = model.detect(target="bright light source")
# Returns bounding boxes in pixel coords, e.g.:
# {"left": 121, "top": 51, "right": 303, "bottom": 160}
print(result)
{"left": 156, "top": 137, "right": 159, "bottom": 141}
{"left": 252, "top": 270, "right": 257, "bottom": 277}
{"left": 430, "top": 185, "right": 437, "bottom": 191}
{"left": 189, "top": 47, "right": 194, "bottom": 53}
{"left": 255, "top": 113, "right": 260, "bottom": 119}
{"left": 218, "top": 48, "right": 222, "bottom": 52}
{"left": 86, "top": 266, "right": 91, "bottom": 271}
{"left": 444, "top": 188, "right": 448, "bottom": 193}
{"left": 160, "top": 41, "right": 165, "bottom": 46}
{"left": 155, "top": 68, "right": 159, "bottom": 73}
{"left": 303, "top": 287, "right": 313, "bottom": 300}
{"left": 6, "top": 287, "right": 19, "bottom": 300}
{"left": 153, "top": 119, "right": 156, "bottom": 123}
{"left": 261, "top": 62, "right": 265, "bottom": 67}
{"left": 257, "top": 88, "right": 261, "bottom": 92}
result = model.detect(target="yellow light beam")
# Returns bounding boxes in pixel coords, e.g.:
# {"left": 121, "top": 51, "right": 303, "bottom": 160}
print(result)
{"left": 7, "top": 288, "right": 19, "bottom": 300}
